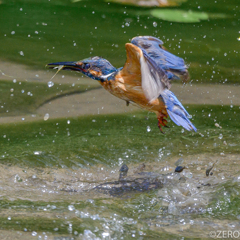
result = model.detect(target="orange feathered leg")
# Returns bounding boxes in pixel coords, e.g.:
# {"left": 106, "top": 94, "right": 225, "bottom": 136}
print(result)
{"left": 157, "top": 112, "right": 168, "bottom": 134}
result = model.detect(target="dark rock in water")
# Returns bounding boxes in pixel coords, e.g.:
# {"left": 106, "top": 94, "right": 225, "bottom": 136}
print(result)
{"left": 94, "top": 177, "right": 163, "bottom": 196}
{"left": 119, "top": 164, "right": 129, "bottom": 180}
{"left": 175, "top": 166, "right": 185, "bottom": 173}
{"left": 119, "top": 164, "right": 129, "bottom": 173}
{"left": 94, "top": 164, "right": 184, "bottom": 196}
{"left": 206, "top": 160, "right": 218, "bottom": 176}
{"left": 94, "top": 163, "right": 167, "bottom": 196}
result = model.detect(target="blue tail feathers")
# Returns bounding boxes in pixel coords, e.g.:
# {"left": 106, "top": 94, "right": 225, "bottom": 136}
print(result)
{"left": 160, "top": 90, "right": 197, "bottom": 132}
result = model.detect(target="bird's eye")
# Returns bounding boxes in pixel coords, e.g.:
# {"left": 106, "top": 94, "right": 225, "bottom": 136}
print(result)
{"left": 82, "top": 63, "right": 90, "bottom": 69}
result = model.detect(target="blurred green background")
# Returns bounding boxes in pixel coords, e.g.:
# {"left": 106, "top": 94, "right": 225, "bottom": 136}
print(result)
{"left": 1, "top": 0, "right": 239, "bottom": 83}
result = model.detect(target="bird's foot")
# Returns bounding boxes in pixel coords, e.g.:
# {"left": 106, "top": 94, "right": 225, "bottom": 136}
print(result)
{"left": 157, "top": 115, "right": 168, "bottom": 134}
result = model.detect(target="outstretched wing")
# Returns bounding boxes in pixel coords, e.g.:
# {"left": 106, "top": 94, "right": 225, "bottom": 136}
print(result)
{"left": 161, "top": 89, "right": 197, "bottom": 132}
{"left": 131, "top": 36, "right": 189, "bottom": 82}
{"left": 120, "top": 43, "right": 169, "bottom": 102}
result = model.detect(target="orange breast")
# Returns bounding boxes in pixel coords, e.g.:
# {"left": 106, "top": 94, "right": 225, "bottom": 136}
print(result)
{"left": 99, "top": 74, "right": 167, "bottom": 115}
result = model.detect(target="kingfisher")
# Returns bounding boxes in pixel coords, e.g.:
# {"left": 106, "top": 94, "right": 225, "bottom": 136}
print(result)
{"left": 48, "top": 36, "right": 196, "bottom": 133}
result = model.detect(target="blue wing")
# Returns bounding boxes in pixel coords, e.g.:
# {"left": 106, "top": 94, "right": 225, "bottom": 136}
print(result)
{"left": 131, "top": 36, "right": 189, "bottom": 81}
{"left": 160, "top": 89, "right": 197, "bottom": 132}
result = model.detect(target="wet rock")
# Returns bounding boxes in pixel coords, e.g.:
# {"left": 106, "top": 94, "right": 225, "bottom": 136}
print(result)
{"left": 94, "top": 164, "right": 167, "bottom": 196}
{"left": 94, "top": 164, "right": 188, "bottom": 196}
{"left": 175, "top": 166, "right": 185, "bottom": 173}
{"left": 119, "top": 164, "right": 129, "bottom": 180}
{"left": 206, "top": 160, "right": 218, "bottom": 176}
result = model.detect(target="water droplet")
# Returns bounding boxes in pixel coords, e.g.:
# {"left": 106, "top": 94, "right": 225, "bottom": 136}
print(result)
{"left": 102, "top": 232, "right": 110, "bottom": 237}
{"left": 48, "top": 81, "right": 54, "bottom": 88}
{"left": 8, "top": 217, "right": 11, "bottom": 220}
{"left": 34, "top": 151, "right": 42, "bottom": 155}
{"left": 68, "top": 205, "right": 75, "bottom": 211}
{"left": 174, "top": 158, "right": 184, "bottom": 166}
{"left": 183, "top": 170, "right": 193, "bottom": 178}
{"left": 153, "top": 22, "right": 157, "bottom": 27}
{"left": 147, "top": 126, "right": 151, "bottom": 132}
{"left": 67, "top": 120, "right": 70, "bottom": 124}
{"left": 11, "top": 31, "right": 15, "bottom": 35}
{"left": 44, "top": 113, "right": 49, "bottom": 121}
{"left": 215, "top": 123, "right": 222, "bottom": 128}
{"left": 14, "top": 174, "right": 22, "bottom": 183}
{"left": 13, "top": 79, "right": 17, "bottom": 83}
{"left": 32, "top": 231, "right": 37, "bottom": 236}
{"left": 10, "top": 88, "right": 14, "bottom": 92}
{"left": 168, "top": 201, "right": 177, "bottom": 215}
{"left": 218, "top": 133, "right": 223, "bottom": 139}
{"left": 19, "top": 51, "right": 24, "bottom": 56}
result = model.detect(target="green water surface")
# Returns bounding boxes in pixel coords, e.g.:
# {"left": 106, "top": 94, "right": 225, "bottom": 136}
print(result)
{"left": 0, "top": 0, "right": 239, "bottom": 83}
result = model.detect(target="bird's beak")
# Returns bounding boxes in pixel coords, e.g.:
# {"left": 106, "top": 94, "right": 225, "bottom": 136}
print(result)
{"left": 47, "top": 61, "right": 83, "bottom": 72}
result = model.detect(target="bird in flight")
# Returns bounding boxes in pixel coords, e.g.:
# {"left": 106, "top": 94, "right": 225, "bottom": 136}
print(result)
{"left": 48, "top": 36, "right": 196, "bottom": 133}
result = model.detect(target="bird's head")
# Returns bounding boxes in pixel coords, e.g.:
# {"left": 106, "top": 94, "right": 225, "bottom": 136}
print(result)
{"left": 48, "top": 56, "right": 118, "bottom": 81}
